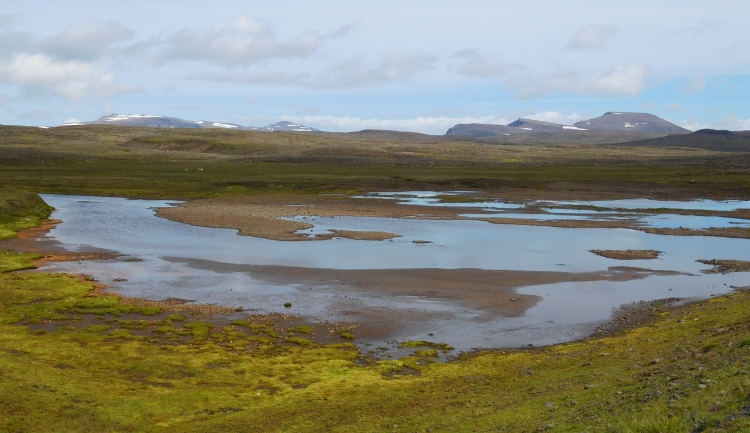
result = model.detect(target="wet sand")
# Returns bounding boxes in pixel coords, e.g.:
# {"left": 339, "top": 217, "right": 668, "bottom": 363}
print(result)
{"left": 698, "top": 259, "right": 750, "bottom": 274}
{"left": 590, "top": 249, "right": 662, "bottom": 260}
{"left": 157, "top": 193, "right": 750, "bottom": 242}
{"left": 160, "top": 257, "right": 683, "bottom": 342}
{"left": 156, "top": 194, "right": 470, "bottom": 241}
{"left": 644, "top": 226, "right": 750, "bottom": 239}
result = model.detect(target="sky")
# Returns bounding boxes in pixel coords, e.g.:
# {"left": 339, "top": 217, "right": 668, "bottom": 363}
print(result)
{"left": 1, "top": 0, "right": 749, "bottom": 134}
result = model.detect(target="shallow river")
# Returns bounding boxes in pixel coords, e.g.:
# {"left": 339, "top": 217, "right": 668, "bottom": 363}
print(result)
{"left": 36, "top": 194, "right": 750, "bottom": 354}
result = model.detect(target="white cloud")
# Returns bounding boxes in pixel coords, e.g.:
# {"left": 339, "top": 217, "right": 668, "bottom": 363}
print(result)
{"left": 157, "top": 16, "right": 322, "bottom": 67}
{"left": 567, "top": 25, "right": 617, "bottom": 50}
{"left": 274, "top": 114, "right": 511, "bottom": 134}
{"left": 671, "top": 118, "right": 710, "bottom": 131}
{"left": 682, "top": 75, "right": 706, "bottom": 93}
{"left": 43, "top": 20, "right": 135, "bottom": 60}
{"left": 317, "top": 53, "right": 436, "bottom": 88}
{"left": 715, "top": 114, "right": 750, "bottom": 131}
{"left": 191, "top": 52, "right": 436, "bottom": 88}
{"left": 18, "top": 108, "right": 53, "bottom": 120}
{"left": 666, "top": 103, "right": 686, "bottom": 111}
{"left": 0, "top": 54, "right": 141, "bottom": 100}
{"left": 524, "top": 111, "right": 586, "bottom": 125}
{"left": 0, "top": 14, "right": 16, "bottom": 28}
{"left": 514, "top": 64, "right": 651, "bottom": 98}
{"left": 326, "top": 21, "right": 360, "bottom": 39}
{"left": 449, "top": 49, "right": 514, "bottom": 78}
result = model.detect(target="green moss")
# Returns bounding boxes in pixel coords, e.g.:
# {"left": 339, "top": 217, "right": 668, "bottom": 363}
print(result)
{"left": 338, "top": 332, "right": 355, "bottom": 340}
{"left": 399, "top": 340, "right": 454, "bottom": 350}
{"left": 86, "top": 324, "right": 112, "bottom": 333}
{"left": 414, "top": 349, "right": 438, "bottom": 357}
{"left": 286, "top": 337, "right": 315, "bottom": 347}
{"left": 0, "top": 251, "right": 40, "bottom": 273}
{"left": 288, "top": 325, "right": 313, "bottom": 334}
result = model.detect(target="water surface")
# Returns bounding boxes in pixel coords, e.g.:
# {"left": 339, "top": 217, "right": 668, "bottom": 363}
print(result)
{"left": 36, "top": 194, "right": 750, "bottom": 353}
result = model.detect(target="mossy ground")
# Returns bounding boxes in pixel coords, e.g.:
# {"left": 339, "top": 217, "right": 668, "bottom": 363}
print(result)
{"left": 1, "top": 199, "right": 750, "bottom": 432}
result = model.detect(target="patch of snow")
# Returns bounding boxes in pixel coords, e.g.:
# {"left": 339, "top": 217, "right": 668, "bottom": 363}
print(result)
{"left": 37, "top": 126, "right": 50, "bottom": 129}
{"left": 522, "top": 127, "right": 532, "bottom": 130}
{"left": 195, "top": 121, "right": 203, "bottom": 124}
{"left": 212, "top": 122, "right": 238, "bottom": 129}
{"left": 61, "top": 123, "right": 82, "bottom": 126}
{"left": 563, "top": 126, "right": 588, "bottom": 130}
{"left": 104, "top": 114, "right": 163, "bottom": 121}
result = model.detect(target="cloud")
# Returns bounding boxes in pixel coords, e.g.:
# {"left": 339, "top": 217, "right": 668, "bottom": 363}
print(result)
{"left": 0, "top": 31, "right": 35, "bottom": 58}
{"left": 524, "top": 111, "right": 586, "bottom": 125}
{"left": 514, "top": 64, "right": 651, "bottom": 98}
{"left": 715, "top": 114, "right": 750, "bottom": 131}
{"left": 0, "top": 19, "right": 145, "bottom": 63}
{"left": 567, "top": 25, "right": 617, "bottom": 50}
{"left": 0, "top": 14, "right": 16, "bottom": 28}
{"left": 0, "top": 53, "right": 142, "bottom": 100}
{"left": 666, "top": 103, "right": 686, "bottom": 111}
{"left": 157, "top": 16, "right": 321, "bottom": 67}
{"left": 43, "top": 20, "right": 135, "bottom": 61}
{"left": 18, "top": 108, "right": 53, "bottom": 120}
{"left": 449, "top": 49, "right": 515, "bottom": 78}
{"left": 319, "top": 53, "right": 436, "bottom": 88}
{"left": 669, "top": 118, "right": 709, "bottom": 131}
{"left": 191, "top": 52, "right": 436, "bottom": 88}
{"left": 682, "top": 75, "right": 706, "bottom": 93}
{"left": 326, "top": 21, "right": 360, "bottom": 39}
{"left": 669, "top": 20, "right": 724, "bottom": 37}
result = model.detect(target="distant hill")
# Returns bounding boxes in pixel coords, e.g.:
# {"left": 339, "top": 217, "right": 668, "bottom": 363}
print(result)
{"left": 611, "top": 129, "right": 750, "bottom": 152}
{"left": 446, "top": 112, "right": 688, "bottom": 139}
{"left": 574, "top": 112, "right": 689, "bottom": 133}
{"left": 60, "top": 114, "right": 318, "bottom": 132}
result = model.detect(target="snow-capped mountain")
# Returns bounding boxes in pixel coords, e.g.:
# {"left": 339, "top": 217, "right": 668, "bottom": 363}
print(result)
{"left": 573, "top": 112, "right": 689, "bottom": 133}
{"left": 59, "top": 114, "right": 318, "bottom": 132}
{"left": 446, "top": 118, "right": 586, "bottom": 138}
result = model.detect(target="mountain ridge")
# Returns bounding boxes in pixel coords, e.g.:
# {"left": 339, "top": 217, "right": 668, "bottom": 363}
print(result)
{"left": 60, "top": 114, "right": 318, "bottom": 133}
{"left": 446, "top": 112, "right": 689, "bottom": 138}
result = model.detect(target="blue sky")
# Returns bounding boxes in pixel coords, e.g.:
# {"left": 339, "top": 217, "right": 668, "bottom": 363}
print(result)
{"left": 1, "top": 0, "right": 749, "bottom": 133}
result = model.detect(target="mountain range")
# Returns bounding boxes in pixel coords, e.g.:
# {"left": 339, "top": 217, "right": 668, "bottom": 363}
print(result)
{"left": 61, "top": 114, "right": 319, "bottom": 132}
{"left": 446, "top": 112, "right": 689, "bottom": 138}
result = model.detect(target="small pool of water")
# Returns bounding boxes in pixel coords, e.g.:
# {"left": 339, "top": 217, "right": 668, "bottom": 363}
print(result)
{"left": 359, "top": 192, "right": 750, "bottom": 229}
{"left": 555, "top": 198, "right": 750, "bottom": 211}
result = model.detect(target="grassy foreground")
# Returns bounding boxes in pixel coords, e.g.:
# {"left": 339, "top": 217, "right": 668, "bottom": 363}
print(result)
{"left": 0, "top": 195, "right": 749, "bottom": 432}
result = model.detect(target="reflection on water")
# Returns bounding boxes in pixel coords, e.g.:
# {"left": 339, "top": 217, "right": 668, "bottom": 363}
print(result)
{"left": 36, "top": 194, "right": 750, "bottom": 352}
